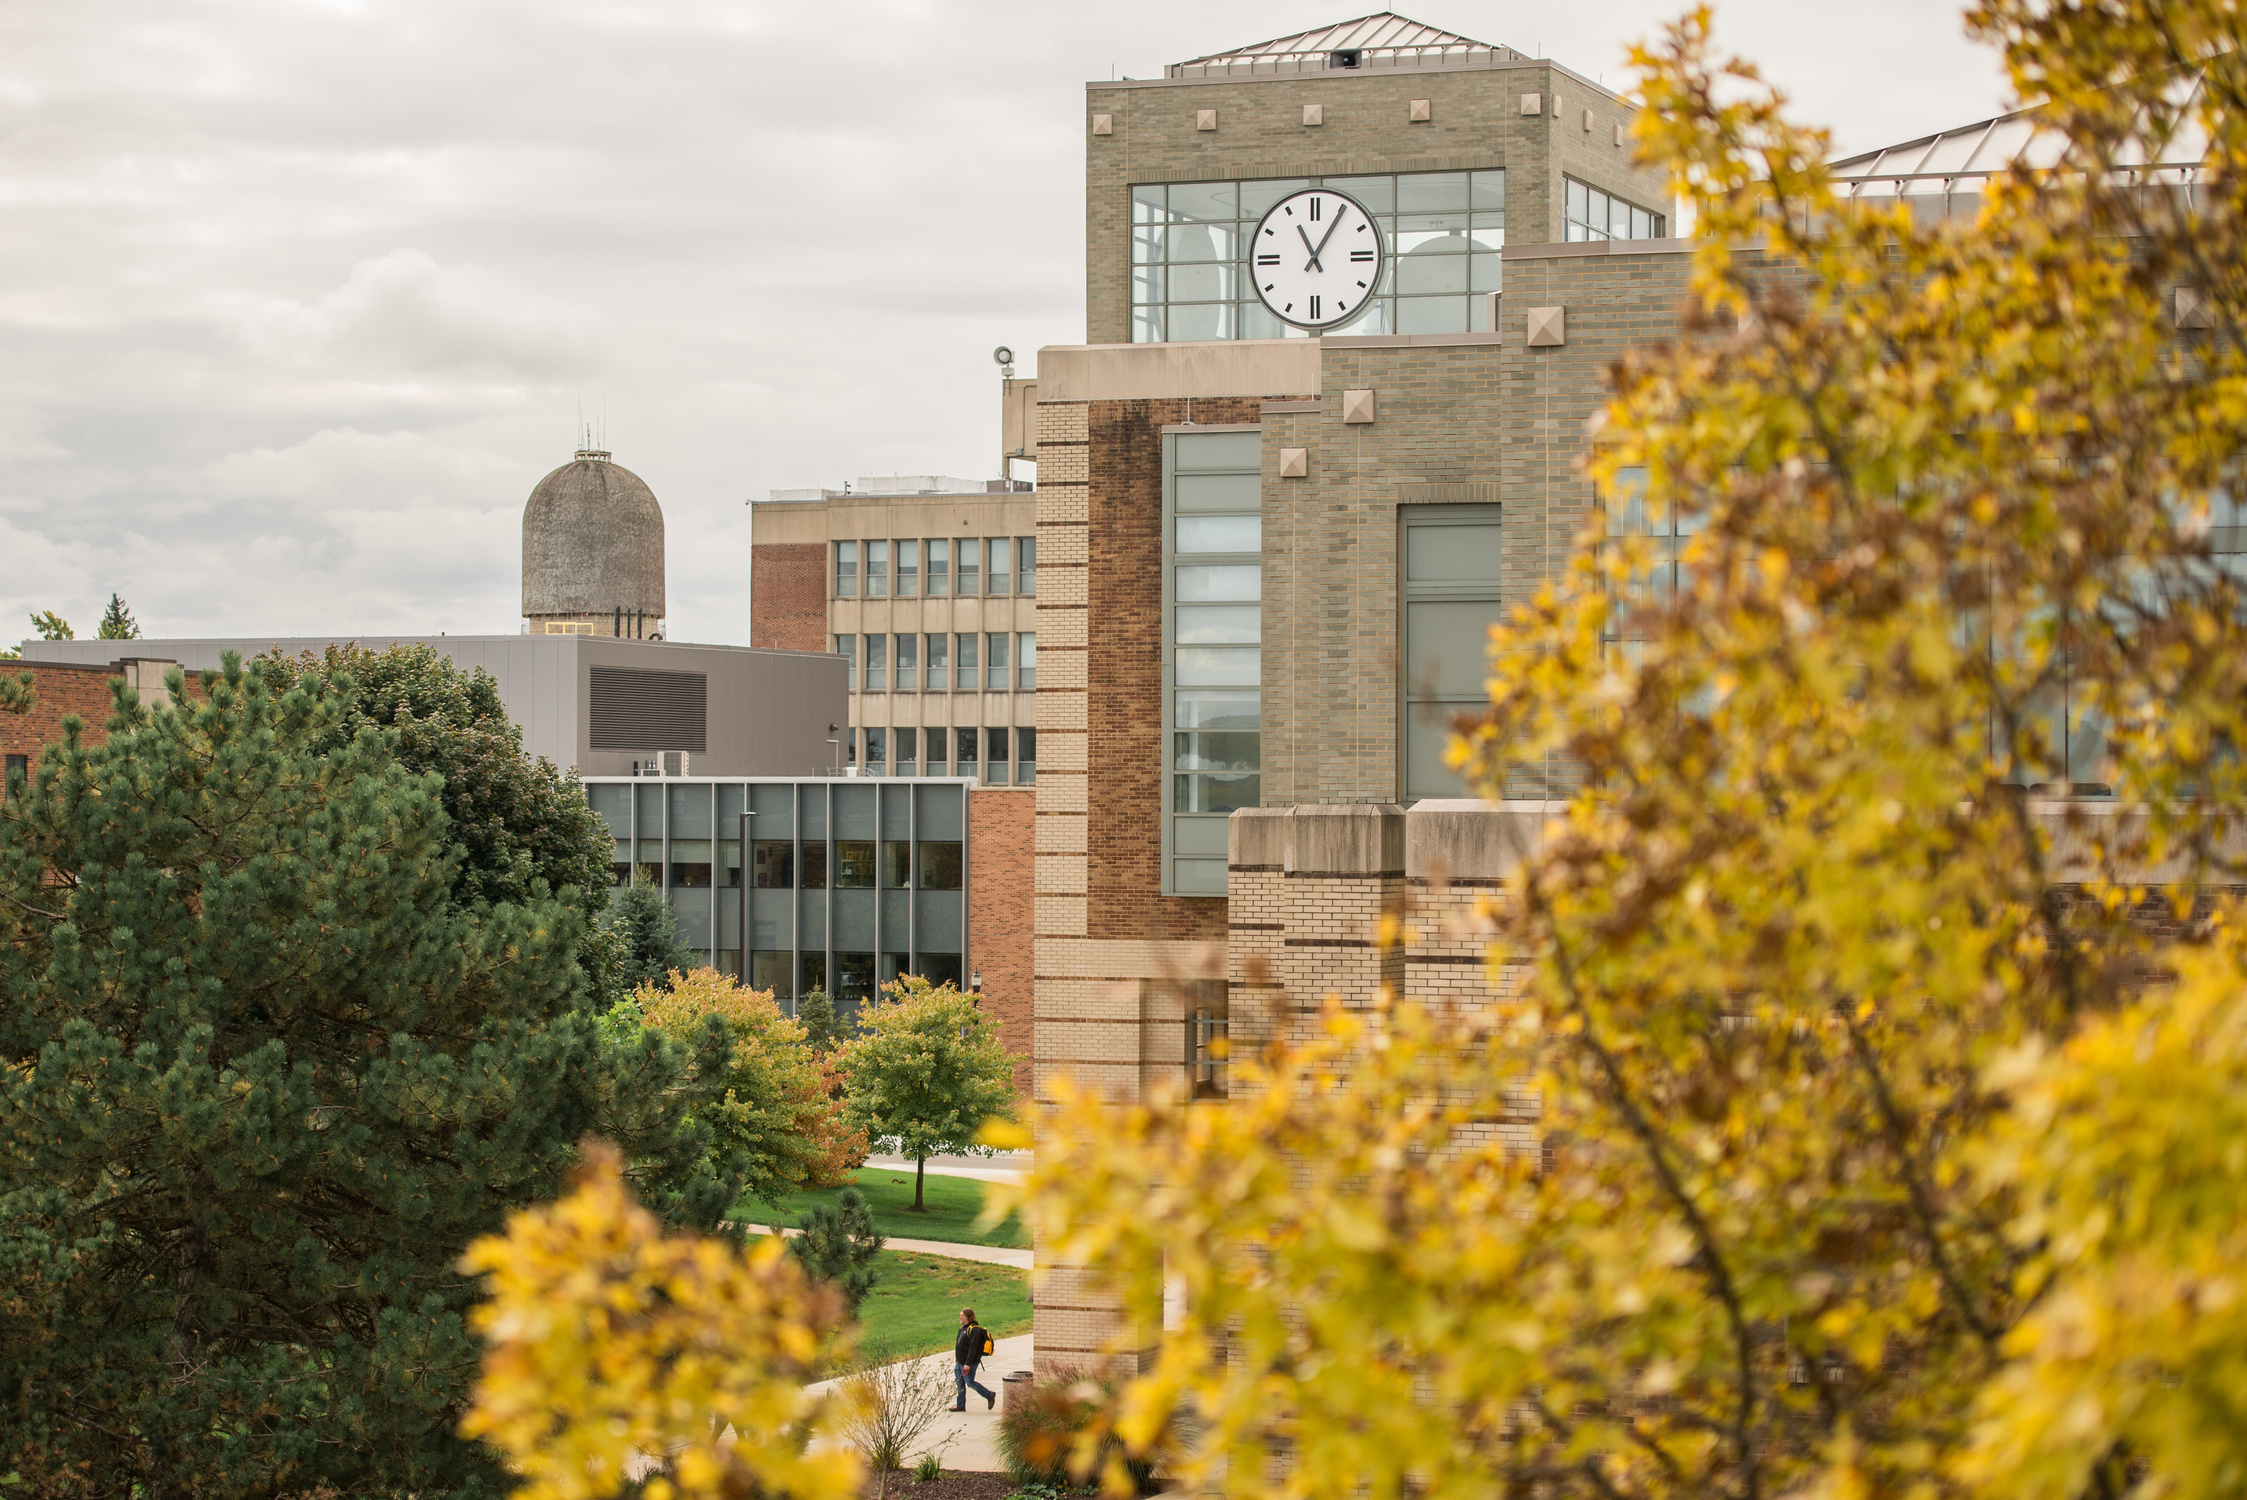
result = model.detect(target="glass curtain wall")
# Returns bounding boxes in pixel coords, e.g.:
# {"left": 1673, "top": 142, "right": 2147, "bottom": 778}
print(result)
{"left": 1163, "top": 428, "right": 1262, "bottom": 895}
{"left": 1133, "top": 170, "right": 1505, "bottom": 343}
{"left": 1564, "top": 178, "right": 1668, "bottom": 242}
{"left": 585, "top": 777, "right": 971, "bottom": 1018}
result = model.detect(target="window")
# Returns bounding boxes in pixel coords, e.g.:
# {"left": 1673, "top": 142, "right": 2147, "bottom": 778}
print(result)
{"left": 1017, "top": 632, "right": 1036, "bottom": 689}
{"left": 957, "top": 634, "right": 979, "bottom": 691}
{"left": 927, "top": 538, "right": 950, "bottom": 595}
{"left": 1186, "top": 984, "right": 1229, "bottom": 1100}
{"left": 925, "top": 728, "right": 947, "bottom": 774}
{"left": 958, "top": 538, "right": 981, "bottom": 594}
{"left": 1019, "top": 536, "right": 1036, "bottom": 594}
{"left": 927, "top": 633, "right": 949, "bottom": 690}
{"left": 1164, "top": 429, "right": 1262, "bottom": 895}
{"left": 4, "top": 753, "right": 26, "bottom": 798}
{"left": 670, "top": 840, "right": 712, "bottom": 888}
{"left": 835, "top": 540, "right": 858, "bottom": 597}
{"left": 836, "top": 634, "right": 856, "bottom": 690}
{"left": 920, "top": 952, "right": 963, "bottom": 988}
{"left": 750, "top": 950, "right": 792, "bottom": 999}
{"left": 896, "top": 633, "right": 918, "bottom": 690}
{"left": 986, "top": 727, "right": 1010, "bottom": 785}
{"left": 956, "top": 726, "right": 979, "bottom": 774}
{"left": 1564, "top": 177, "right": 1666, "bottom": 242}
{"left": 1132, "top": 170, "right": 1504, "bottom": 343}
{"left": 987, "top": 632, "right": 1010, "bottom": 688}
{"left": 837, "top": 951, "right": 876, "bottom": 1003}
{"left": 865, "top": 540, "right": 889, "bottom": 597}
{"left": 835, "top": 841, "right": 876, "bottom": 888}
{"left": 864, "top": 634, "right": 887, "bottom": 691}
{"left": 1401, "top": 503, "right": 1503, "bottom": 801}
{"left": 988, "top": 537, "right": 1011, "bottom": 594}
{"left": 753, "top": 840, "right": 795, "bottom": 888}
{"left": 918, "top": 841, "right": 963, "bottom": 889}
{"left": 896, "top": 539, "right": 919, "bottom": 597}
{"left": 865, "top": 726, "right": 887, "bottom": 772}
{"left": 896, "top": 726, "right": 918, "bottom": 775}
{"left": 801, "top": 951, "right": 827, "bottom": 996}
{"left": 801, "top": 841, "right": 829, "bottom": 890}
{"left": 1017, "top": 726, "right": 1037, "bottom": 785}
{"left": 882, "top": 840, "right": 911, "bottom": 887}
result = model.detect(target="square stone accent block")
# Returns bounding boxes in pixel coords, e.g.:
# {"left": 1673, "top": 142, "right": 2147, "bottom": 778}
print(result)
{"left": 1408, "top": 98, "right": 1431, "bottom": 122}
{"left": 1615, "top": 122, "right": 1627, "bottom": 147}
{"left": 1340, "top": 388, "right": 1376, "bottom": 424}
{"left": 1520, "top": 92, "right": 1542, "bottom": 115}
{"left": 1195, "top": 109, "right": 1217, "bottom": 131}
{"left": 1278, "top": 446, "right": 1309, "bottom": 477}
{"left": 1091, "top": 113, "right": 1113, "bottom": 136}
{"left": 1302, "top": 103, "right": 1323, "bottom": 126}
{"left": 2178, "top": 285, "right": 2214, "bottom": 328}
{"left": 1525, "top": 305, "right": 1568, "bottom": 347}
{"left": 1583, "top": 108, "right": 1594, "bottom": 131}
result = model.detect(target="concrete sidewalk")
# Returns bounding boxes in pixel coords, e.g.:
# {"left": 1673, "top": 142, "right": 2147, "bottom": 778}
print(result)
{"left": 809, "top": 1332, "right": 1034, "bottom": 1473}
{"left": 742, "top": 1224, "right": 1031, "bottom": 1270}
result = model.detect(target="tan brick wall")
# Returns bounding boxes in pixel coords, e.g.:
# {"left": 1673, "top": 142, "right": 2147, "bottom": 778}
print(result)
{"left": 750, "top": 541, "right": 829, "bottom": 652}
{"left": 968, "top": 786, "right": 1036, "bottom": 1097}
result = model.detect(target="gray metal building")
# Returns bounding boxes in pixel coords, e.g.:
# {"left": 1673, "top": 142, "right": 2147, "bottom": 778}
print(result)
{"left": 585, "top": 775, "right": 975, "bottom": 1006}
{"left": 17, "top": 634, "right": 846, "bottom": 779}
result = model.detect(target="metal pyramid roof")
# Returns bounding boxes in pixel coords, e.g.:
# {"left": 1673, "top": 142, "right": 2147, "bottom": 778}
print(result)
{"left": 1167, "top": 12, "right": 1526, "bottom": 79}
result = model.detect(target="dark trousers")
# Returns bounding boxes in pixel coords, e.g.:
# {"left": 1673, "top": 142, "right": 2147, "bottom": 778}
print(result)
{"left": 955, "top": 1362, "right": 994, "bottom": 1408}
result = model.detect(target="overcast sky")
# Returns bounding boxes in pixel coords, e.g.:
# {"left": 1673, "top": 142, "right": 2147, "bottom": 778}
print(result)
{"left": 0, "top": 0, "right": 2014, "bottom": 647}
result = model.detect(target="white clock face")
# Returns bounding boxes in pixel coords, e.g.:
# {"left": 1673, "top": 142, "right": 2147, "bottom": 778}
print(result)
{"left": 1249, "top": 188, "right": 1384, "bottom": 331}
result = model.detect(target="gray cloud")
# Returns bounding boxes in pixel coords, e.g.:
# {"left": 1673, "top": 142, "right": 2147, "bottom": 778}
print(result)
{"left": 0, "top": 0, "right": 2008, "bottom": 646}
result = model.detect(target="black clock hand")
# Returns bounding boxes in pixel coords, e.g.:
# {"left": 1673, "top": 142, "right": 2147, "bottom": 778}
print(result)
{"left": 1298, "top": 223, "right": 1330, "bottom": 272}
{"left": 1308, "top": 216, "right": 1342, "bottom": 268}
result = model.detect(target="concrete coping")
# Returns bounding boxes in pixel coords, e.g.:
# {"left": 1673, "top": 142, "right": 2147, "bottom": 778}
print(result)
{"left": 1230, "top": 800, "right": 1575, "bottom": 883}
{"left": 1502, "top": 237, "right": 1697, "bottom": 261}
{"left": 1322, "top": 331, "right": 1505, "bottom": 349}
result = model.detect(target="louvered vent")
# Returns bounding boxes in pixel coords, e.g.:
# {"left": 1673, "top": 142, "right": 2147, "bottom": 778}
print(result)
{"left": 589, "top": 666, "right": 707, "bottom": 752}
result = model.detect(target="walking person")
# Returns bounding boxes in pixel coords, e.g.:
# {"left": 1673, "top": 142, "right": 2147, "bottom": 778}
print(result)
{"left": 952, "top": 1307, "right": 995, "bottom": 1411}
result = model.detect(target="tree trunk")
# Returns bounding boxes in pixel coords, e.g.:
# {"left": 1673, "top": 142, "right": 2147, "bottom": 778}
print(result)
{"left": 914, "top": 1151, "right": 927, "bottom": 1211}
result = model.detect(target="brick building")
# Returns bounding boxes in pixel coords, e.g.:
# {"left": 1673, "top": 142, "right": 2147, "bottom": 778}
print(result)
{"left": 2, "top": 658, "right": 191, "bottom": 791}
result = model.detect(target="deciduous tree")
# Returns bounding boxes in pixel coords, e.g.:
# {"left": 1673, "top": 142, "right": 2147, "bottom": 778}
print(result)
{"left": 838, "top": 976, "right": 1017, "bottom": 1211}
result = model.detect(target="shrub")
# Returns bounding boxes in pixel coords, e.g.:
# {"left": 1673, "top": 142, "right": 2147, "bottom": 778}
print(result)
{"left": 838, "top": 1353, "right": 953, "bottom": 1496}
{"left": 996, "top": 1372, "right": 1158, "bottom": 1494}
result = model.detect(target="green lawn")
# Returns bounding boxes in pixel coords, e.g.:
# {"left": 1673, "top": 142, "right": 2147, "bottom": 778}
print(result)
{"left": 854, "top": 1249, "right": 1032, "bottom": 1363}
{"left": 735, "top": 1166, "right": 1026, "bottom": 1249}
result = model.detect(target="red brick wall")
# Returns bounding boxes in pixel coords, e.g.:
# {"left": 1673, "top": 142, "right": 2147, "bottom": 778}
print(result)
{"left": 752, "top": 543, "right": 831, "bottom": 651}
{"left": 1085, "top": 397, "right": 1268, "bottom": 944}
{"left": 1, "top": 663, "right": 131, "bottom": 765}
{"left": 969, "top": 785, "right": 1035, "bottom": 1096}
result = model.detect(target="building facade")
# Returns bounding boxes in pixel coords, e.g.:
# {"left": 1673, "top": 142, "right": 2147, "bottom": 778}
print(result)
{"left": 750, "top": 477, "right": 1042, "bottom": 784}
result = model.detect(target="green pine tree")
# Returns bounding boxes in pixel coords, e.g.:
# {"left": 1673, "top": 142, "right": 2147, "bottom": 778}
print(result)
{"left": 609, "top": 880, "right": 697, "bottom": 995}
{"left": 797, "top": 986, "right": 844, "bottom": 1052}
{"left": 97, "top": 593, "right": 139, "bottom": 639}
{"left": 28, "top": 610, "right": 71, "bottom": 641}
{"left": 789, "top": 1185, "right": 885, "bottom": 1312}
{"left": 0, "top": 652, "right": 729, "bottom": 1496}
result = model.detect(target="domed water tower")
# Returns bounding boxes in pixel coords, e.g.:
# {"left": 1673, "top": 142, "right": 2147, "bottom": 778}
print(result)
{"left": 521, "top": 442, "right": 666, "bottom": 637}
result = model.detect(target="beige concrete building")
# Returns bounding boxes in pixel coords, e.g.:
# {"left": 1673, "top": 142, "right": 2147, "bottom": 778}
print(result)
{"left": 750, "top": 476, "right": 1041, "bottom": 784}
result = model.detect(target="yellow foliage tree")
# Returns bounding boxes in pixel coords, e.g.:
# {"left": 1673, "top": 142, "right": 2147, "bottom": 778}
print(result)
{"left": 459, "top": 1139, "right": 863, "bottom": 1500}
{"left": 1000, "top": 4, "right": 2247, "bottom": 1500}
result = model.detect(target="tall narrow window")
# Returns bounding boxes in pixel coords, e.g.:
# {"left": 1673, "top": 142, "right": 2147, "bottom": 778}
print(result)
{"left": 836, "top": 634, "right": 856, "bottom": 690}
{"left": 1017, "top": 726, "right": 1037, "bottom": 785}
{"left": 896, "top": 633, "right": 918, "bottom": 690}
{"left": 835, "top": 540, "right": 858, "bottom": 597}
{"left": 865, "top": 540, "right": 889, "bottom": 598}
{"left": 1401, "top": 503, "right": 1503, "bottom": 802}
{"left": 956, "top": 726, "right": 979, "bottom": 776}
{"left": 987, "top": 537, "right": 1011, "bottom": 594}
{"left": 958, "top": 538, "right": 981, "bottom": 594}
{"left": 957, "top": 633, "right": 979, "bottom": 691}
{"left": 865, "top": 726, "right": 887, "bottom": 772}
{"left": 896, "top": 726, "right": 918, "bottom": 775}
{"left": 864, "top": 633, "right": 887, "bottom": 691}
{"left": 1019, "top": 536, "right": 1036, "bottom": 594}
{"left": 927, "top": 633, "right": 949, "bottom": 690}
{"left": 986, "top": 632, "right": 1010, "bottom": 688}
{"left": 986, "top": 726, "right": 1010, "bottom": 785}
{"left": 895, "top": 539, "right": 919, "bottom": 597}
{"left": 1164, "top": 428, "right": 1262, "bottom": 895}
{"left": 926, "top": 538, "right": 950, "bottom": 595}
{"left": 1017, "top": 632, "right": 1036, "bottom": 689}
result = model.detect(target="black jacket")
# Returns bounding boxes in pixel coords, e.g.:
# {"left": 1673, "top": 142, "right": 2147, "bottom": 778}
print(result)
{"left": 955, "top": 1323, "right": 987, "bottom": 1367}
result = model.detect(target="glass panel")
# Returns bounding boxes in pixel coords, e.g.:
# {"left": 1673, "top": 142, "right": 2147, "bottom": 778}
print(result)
{"left": 1466, "top": 215, "right": 1507, "bottom": 253}
{"left": 956, "top": 634, "right": 979, "bottom": 690}
{"left": 1168, "top": 302, "right": 1232, "bottom": 341}
{"left": 1567, "top": 179, "right": 1588, "bottom": 223}
{"left": 896, "top": 633, "right": 917, "bottom": 690}
{"left": 637, "top": 838, "right": 661, "bottom": 887}
{"left": 896, "top": 726, "right": 918, "bottom": 774}
{"left": 1133, "top": 307, "right": 1164, "bottom": 343}
{"left": 919, "top": 841, "right": 963, "bottom": 889}
{"left": 1168, "top": 180, "right": 1237, "bottom": 223}
{"left": 895, "top": 539, "right": 919, "bottom": 596}
{"left": 1470, "top": 253, "right": 1504, "bottom": 293}
{"left": 987, "top": 632, "right": 1010, "bottom": 673}
{"left": 670, "top": 840, "right": 712, "bottom": 888}
{"left": 865, "top": 539, "right": 888, "bottom": 597}
{"left": 1176, "top": 473, "right": 1261, "bottom": 511}
{"left": 1397, "top": 252, "right": 1470, "bottom": 295}
{"left": 1177, "top": 688, "right": 1259, "bottom": 729}
{"left": 835, "top": 540, "right": 857, "bottom": 597}
{"left": 836, "top": 634, "right": 855, "bottom": 689}
{"left": 835, "top": 841, "right": 875, "bottom": 889}
{"left": 987, "top": 726, "right": 1010, "bottom": 774}
{"left": 1167, "top": 223, "right": 1236, "bottom": 264}
{"left": 956, "top": 727, "right": 979, "bottom": 769}
{"left": 1178, "top": 564, "right": 1261, "bottom": 601}
{"left": 587, "top": 782, "right": 630, "bottom": 837}
{"left": 1133, "top": 223, "right": 1164, "bottom": 265}
{"left": 1019, "top": 535, "right": 1035, "bottom": 593}
{"left": 1406, "top": 600, "right": 1503, "bottom": 698}
{"left": 865, "top": 726, "right": 886, "bottom": 768}
{"left": 926, "top": 538, "right": 949, "bottom": 594}
{"left": 1132, "top": 184, "right": 1167, "bottom": 222}
{"left": 864, "top": 634, "right": 886, "bottom": 691}
{"left": 837, "top": 951, "right": 876, "bottom": 1003}
{"left": 1177, "top": 604, "right": 1261, "bottom": 643}
{"left": 1397, "top": 296, "right": 1470, "bottom": 333}
{"left": 800, "top": 950, "right": 826, "bottom": 997}
{"left": 1174, "top": 730, "right": 1260, "bottom": 770}
{"left": 611, "top": 839, "right": 630, "bottom": 887}
{"left": 801, "top": 842, "right": 828, "bottom": 890}
{"left": 1174, "top": 772, "right": 1262, "bottom": 811}
{"left": 1177, "top": 646, "right": 1261, "bottom": 685}
{"left": 1018, "top": 632, "right": 1036, "bottom": 689}
{"left": 1178, "top": 515, "right": 1262, "bottom": 553}
{"left": 720, "top": 836, "right": 741, "bottom": 889}
{"left": 1398, "top": 171, "right": 1468, "bottom": 212}
{"left": 958, "top": 538, "right": 980, "bottom": 592}
{"left": 1017, "top": 726, "right": 1036, "bottom": 784}
{"left": 882, "top": 840, "right": 911, "bottom": 887}
{"left": 1407, "top": 522, "right": 1505, "bottom": 581}
{"left": 1175, "top": 430, "right": 1259, "bottom": 471}
{"left": 927, "top": 633, "right": 948, "bottom": 690}
{"left": 1469, "top": 169, "right": 1506, "bottom": 212}
{"left": 754, "top": 840, "right": 795, "bottom": 888}
{"left": 1240, "top": 177, "right": 1312, "bottom": 216}
{"left": 1322, "top": 175, "right": 1395, "bottom": 213}
{"left": 987, "top": 536, "right": 1010, "bottom": 593}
